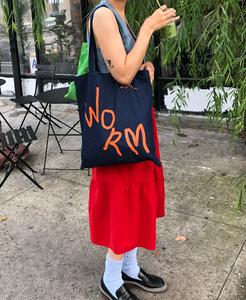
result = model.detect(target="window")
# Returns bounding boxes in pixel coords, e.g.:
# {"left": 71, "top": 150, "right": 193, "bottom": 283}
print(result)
{"left": 0, "top": 1, "right": 35, "bottom": 75}
{"left": 0, "top": 7, "right": 12, "bottom": 74}
{"left": 41, "top": 0, "right": 83, "bottom": 74}
{"left": 16, "top": 0, "right": 35, "bottom": 74}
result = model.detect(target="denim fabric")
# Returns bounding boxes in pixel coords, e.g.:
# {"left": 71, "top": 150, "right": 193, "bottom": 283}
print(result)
{"left": 87, "top": 0, "right": 136, "bottom": 74}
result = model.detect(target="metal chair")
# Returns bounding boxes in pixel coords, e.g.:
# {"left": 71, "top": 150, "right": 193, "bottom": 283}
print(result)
{"left": 9, "top": 65, "right": 58, "bottom": 132}
{"left": 36, "top": 87, "right": 82, "bottom": 174}
{"left": 0, "top": 126, "right": 43, "bottom": 189}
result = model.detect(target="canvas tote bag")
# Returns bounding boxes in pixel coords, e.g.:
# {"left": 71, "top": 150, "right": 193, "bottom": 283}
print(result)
{"left": 74, "top": 6, "right": 161, "bottom": 169}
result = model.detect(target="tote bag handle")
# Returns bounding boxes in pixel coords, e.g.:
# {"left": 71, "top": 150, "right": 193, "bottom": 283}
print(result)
{"left": 88, "top": 5, "right": 108, "bottom": 73}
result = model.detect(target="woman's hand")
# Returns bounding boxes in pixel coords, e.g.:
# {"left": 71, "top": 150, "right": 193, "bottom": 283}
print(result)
{"left": 143, "top": 6, "right": 180, "bottom": 36}
{"left": 92, "top": 6, "right": 179, "bottom": 86}
{"left": 140, "top": 62, "right": 155, "bottom": 85}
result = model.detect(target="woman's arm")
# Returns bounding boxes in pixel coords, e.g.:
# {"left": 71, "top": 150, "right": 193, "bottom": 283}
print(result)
{"left": 92, "top": 5, "right": 179, "bottom": 85}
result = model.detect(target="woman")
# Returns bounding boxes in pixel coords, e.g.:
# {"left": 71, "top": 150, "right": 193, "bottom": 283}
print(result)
{"left": 87, "top": 1, "right": 180, "bottom": 299}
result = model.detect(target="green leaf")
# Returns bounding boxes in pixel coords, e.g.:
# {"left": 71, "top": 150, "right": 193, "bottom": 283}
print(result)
{"left": 238, "top": 172, "right": 246, "bottom": 179}
{"left": 11, "top": 20, "right": 17, "bottom": 32}
{"left": 236, "top": 189, "right": 243, "bottom": 213}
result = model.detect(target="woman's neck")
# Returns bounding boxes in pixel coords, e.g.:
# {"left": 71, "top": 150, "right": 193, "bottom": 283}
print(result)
{"left": 107, "top": 0, "right": 126, "bottom": 20}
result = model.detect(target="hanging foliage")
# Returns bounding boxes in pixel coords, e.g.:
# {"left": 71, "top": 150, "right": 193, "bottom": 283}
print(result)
{"left": 0, "top": 0, "right": 47, "bottom": 46}
{"left": 127, "top": 0, "right": 246, "bottom": 143}
{"left": 126, "top": 0, "right": 158, "bottom": 62}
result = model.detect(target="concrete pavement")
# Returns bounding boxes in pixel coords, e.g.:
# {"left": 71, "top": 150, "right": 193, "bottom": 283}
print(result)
{"left": 0, "top": 97, "right": 246, "bottom": 300}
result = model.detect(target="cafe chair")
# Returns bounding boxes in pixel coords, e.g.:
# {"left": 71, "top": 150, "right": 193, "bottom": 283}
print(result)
{"left": 0, "top": 126, "right": 43, "bottom": 189}
{"left": 9, "top": 95, "right": 46, "bottom": 131}
{"left": 9, "top": 65, "right": 59, "bottom": 133}
{"left": 36, "top": 87, "right": 82, "bottom": 174}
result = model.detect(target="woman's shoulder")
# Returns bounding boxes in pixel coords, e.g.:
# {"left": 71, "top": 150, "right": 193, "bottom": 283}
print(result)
{"left": 93, "top": 6, "right": 117, "bottom": 29}
{"left": 88, "top": 6, "right": 116, "bottom": 36}
{"left": 93, "top": 6, "right": 115, "bottom": 20}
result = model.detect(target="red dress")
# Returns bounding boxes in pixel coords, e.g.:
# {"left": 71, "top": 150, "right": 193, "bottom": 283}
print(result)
{"left": 88, "top": 107, "right": 165, "bottom": 255}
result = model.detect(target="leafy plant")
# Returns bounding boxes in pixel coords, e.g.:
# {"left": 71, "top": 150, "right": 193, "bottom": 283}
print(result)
{"left": 49, "top": 11, "right": 79, "bottom": 62}
{"left": 126, "top": 0, "right": 157, "bottom": 63}
{"left": 162, "top": 0, "right": 245, "bottom": 141}
{"left": 45, "top": 47, "right": 61, "bottom": 65}
{"left": 127, "top": 0, "right": 246, "bottom": 143}
{"left": 0, "top": 0, "right": 31, "bottom": 67}
{"left": 15, "top": 0, "right": 31, "bottom": 67}
{"left": 0, "top": 0, "right": 46, "bottom": 46}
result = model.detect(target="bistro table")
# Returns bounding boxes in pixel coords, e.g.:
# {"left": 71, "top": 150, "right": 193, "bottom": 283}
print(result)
{"left": 0, "top": 78, "right": 6, "bottom": 86}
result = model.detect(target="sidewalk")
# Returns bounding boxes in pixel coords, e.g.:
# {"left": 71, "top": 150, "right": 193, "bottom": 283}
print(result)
{"left": 0, "top": 97, "right": 246, "bottom": 300}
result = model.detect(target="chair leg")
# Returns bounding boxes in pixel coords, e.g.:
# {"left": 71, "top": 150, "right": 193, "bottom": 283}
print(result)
{"left": 0, "top": 113, "right": 14, "bottom": 131}
{"left": 19, "top": 104, "right": 32, "bottom": 129}
{"left": 15, "top": 164, "right": 43, "bottom": 189}
{"left": 39, "top": 102, "right": 62, "bottom": 129}
{"left": 49, "top": 121, "right": 63, "bottom": 153}
{"left": 19, "top": 104, "right": 47, "bottom": 130}
{"left": 0, "top": 163, "right": 16, "bottom": 189}
{"left": 0, "top": 144, "right": 18, "bottom": 168}
{"left": 0, "top": 147, "right": 43, "bottom": 190}
{"left": 42, "top": 115, "right": 51, "bottom": 175}
{"left": 32, "top": 103, "right": 49, "bottom": 133}
{"left": 42, "top": 104, "right": 64, "bottom": 175}
{"left": 10, "top": 144, "right": 37, "bottom": 173}
{"left": 57, "top": 120, "right": 80, "bottom": 144}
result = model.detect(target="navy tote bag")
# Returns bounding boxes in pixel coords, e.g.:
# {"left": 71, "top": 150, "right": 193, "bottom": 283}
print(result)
{"left": 74, "top": 7, "right": 161, "bottom": 169}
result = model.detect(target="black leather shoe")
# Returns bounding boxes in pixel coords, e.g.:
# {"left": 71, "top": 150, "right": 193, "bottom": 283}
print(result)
{"left": 100, "top": 277, "right": 140, "bottom": 300}
{"left": 122, "top": 268, "right": 168, "bottom": 293}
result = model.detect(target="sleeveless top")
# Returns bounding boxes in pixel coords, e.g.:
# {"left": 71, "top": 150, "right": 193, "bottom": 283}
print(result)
{"left": 87, "top": 0, "right": 136, "bottom": 73}
{"left": 87, "top": 0, "right": 165, "bottom": 255}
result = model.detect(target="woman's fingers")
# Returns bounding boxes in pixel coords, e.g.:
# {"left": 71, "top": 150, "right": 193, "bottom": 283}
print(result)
{"left": 160, "top": 5, "right": 167, "bottom": 11}
{"left": 163, "top": 9, "right": 177, "bottom": 20}
{"left": 140, "top": 62, "right": 155, "bottom": 85}
{"left": 148, "top": 7, "right": 179, "bottom": 32}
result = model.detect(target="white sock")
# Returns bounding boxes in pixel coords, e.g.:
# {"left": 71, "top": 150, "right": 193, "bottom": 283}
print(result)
{"left": 122, "top": 248, "right": 141, "bottom": 280}
{"left": 103, "top": 253, "right": 124, "bottom": 298}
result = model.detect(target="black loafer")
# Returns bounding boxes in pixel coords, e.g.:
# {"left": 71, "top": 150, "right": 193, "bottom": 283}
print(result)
{"left": 100, "top": 277, "right": 140, "bottom": 300}
{"left": 122, "top": 268, "right": 168, "bottom": 293}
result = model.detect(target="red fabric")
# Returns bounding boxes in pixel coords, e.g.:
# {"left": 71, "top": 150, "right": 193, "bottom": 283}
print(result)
{"left": 88, "top": 107, "right": 165, "bottom": 254}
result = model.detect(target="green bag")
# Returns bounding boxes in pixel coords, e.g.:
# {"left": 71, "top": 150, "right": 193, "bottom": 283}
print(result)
{"left": 65, "top": 42, "right": 89, "bottom": 101}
